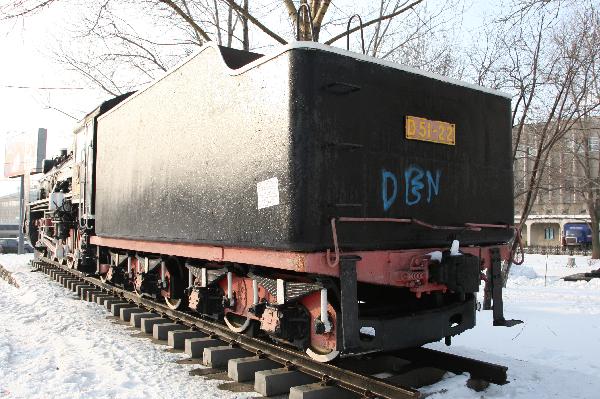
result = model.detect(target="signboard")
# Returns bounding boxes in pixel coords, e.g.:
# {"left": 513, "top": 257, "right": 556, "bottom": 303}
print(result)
{"left": 405, "top": 116, "right": 456, "bottom": 146}
{"left": 4, "top": 128, "right": 47, "bottom": 178}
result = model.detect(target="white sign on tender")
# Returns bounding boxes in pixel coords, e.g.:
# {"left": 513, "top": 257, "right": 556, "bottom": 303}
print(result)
{"left": 257, "top": 177, "right": 280, "bottom": 210}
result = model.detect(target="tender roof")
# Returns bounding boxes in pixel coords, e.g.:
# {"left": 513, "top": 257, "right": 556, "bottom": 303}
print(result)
{"left": 287, "top": 42, "right": 511, "bottom": 99}
{"left": 100, "top": 41, "right": 510, "bottom": 121}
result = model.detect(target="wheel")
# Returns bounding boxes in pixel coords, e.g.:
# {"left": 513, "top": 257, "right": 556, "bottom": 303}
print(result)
{"left": 305, "top": 347, "right": 340, "bottom": 362}
{"left": 66, "top": 256, "right": 77, "bottom": 270}
{"left": 224, "top": 312, "right": 252, "bottom": 333}
{"left": 298, "top": 290, "right": 339, "bottom": 362}
{"left": 164, "top": 297, "right": 183, "bottom": 310}
{"left": 162, "top": 257, "right": 187, "bottom": 310}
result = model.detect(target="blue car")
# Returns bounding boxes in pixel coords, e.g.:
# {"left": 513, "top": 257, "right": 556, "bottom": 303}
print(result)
{"left": 0, "top": 238, "right": 34, "bottom": 254}
{"left": 562, "top": 223, "right": 592, "bottom": 248}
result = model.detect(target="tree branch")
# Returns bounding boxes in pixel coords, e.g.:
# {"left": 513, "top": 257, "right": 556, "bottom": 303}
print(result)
{"left": 223, "top": 0, "right": 287, "bottom": 44}
{"left": 324, "top": 0, "right": 425, "bottom": 45}
{"left": 182, "top": 0, "right": 205, "bottom": 45}
{"left": 313, "top": 0, "right": 331, "bottom": 31}
{"left": 158, "top": 0, "right": 211, "bottom": 42}
{"left": 283, "top": 0, "right": 297, "bottom": 26}
{"left": 1, "top": 0, "right": 56, "bottom": 19}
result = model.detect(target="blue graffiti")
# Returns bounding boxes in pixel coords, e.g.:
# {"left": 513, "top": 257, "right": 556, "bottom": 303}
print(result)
{"left": 381, "top": 169, "right": 398, "bottom": 211}
{"left": 381, "top": 165, "right": 442, "bottom": 210}
{"left": 426, "top": 170, "right": 441, "bottom": 203}
{"left": 404, "top": 165, "right": 425, "bottom": 205}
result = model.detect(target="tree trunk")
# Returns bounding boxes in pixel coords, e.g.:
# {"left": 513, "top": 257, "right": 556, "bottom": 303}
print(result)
{"left": 227, "top": 5, "right": 234, "bottom": 47}
{"left": 214, "top": 0, "right": 222, "bottom": 45}
{"left": 591, "top": 208, "right": 600, "bottom": 259}
{"left": 242, "top": 0, "right": 249, "bottom": 50}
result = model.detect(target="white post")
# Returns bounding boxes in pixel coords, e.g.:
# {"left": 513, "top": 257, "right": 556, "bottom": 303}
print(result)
{"left": 227, "top": 272, "right": 233, "bottom": 300}
{"left": 276, "top": 279, "right": 285, "bottom": 305}
{"left": 96, "top": 246, "right": 100, "bottom": 274}
{"left": 320, "top": 288, "right": 332, "bottom": 333}
{"left": 18, "top": 175, "right": 24, "bottom": 255}
{"left": 252, "top": 279, "right": 259, "bottom": 305}
{"left": 201, "top": 268, "right": 207, "bottom": 287}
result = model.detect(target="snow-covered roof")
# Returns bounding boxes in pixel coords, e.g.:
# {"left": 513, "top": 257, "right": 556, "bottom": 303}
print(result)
{"left": 281, "top": 42, "right": 511, "bottom": 99}
{"left": 128, "top": 41, "right": 512, "bottom": 107}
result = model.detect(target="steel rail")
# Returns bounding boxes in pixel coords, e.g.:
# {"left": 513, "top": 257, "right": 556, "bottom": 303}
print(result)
{"left": 34, "top": 257, "right": 420, "bottom": 399}
{"left": 393, "top": 347, "right": 508, "bottom": 385}
{"left": 0, "top": 262, "right": 20, "bottom": 288}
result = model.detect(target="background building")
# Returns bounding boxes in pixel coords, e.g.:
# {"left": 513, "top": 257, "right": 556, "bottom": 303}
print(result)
{"left": 0, "top": 192, "right": 20, "bottom": 238}
{"left": 514, "top": 118, "right": 598, "bottom": 246}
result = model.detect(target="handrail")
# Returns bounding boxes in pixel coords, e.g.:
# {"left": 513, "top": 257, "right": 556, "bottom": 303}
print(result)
{"left": 296, "top": 3, "right": 315, "bottom": 41}
{"left": 346, "top": 14, "right": 365, "bottom": 54}
{"left": 327, "top": 217, "right": 521, "bottom": 268}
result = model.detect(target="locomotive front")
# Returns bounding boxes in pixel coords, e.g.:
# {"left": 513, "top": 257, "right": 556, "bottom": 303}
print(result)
{"left": 28, "top": 43, "right": 518, "bottom": 362}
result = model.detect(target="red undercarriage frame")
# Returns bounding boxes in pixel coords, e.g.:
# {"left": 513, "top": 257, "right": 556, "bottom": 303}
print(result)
{"left": 90, "top": 236, "right": 509, "bottom": 292}
{"left": 91, "top": 235, "right": 510, "bottom": 357}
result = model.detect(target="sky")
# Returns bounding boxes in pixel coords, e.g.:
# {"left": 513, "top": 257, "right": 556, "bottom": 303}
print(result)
{"left": 0, "top": 0, "right": 497, "bottom": 196}
{"left": 0, "top": 3, "right": 107, "bottom": 195}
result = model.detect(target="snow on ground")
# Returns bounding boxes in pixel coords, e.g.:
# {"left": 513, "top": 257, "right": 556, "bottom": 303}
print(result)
{"left": 1, "top": 253, "right": 599, "bottom": 398}
{"left": 424, "top": 254, "right": 600, "bottom": 398}
{"left": 0, "top": 254, "right": 254, "bottom": 399}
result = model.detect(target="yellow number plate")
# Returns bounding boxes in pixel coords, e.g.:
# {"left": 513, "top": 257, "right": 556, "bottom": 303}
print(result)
{"left": 405, "top": 116, "right": 455, "bottom": 146}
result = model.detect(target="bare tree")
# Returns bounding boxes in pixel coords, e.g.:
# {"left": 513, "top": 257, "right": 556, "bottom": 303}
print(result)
{"left": 282, "top": 0, "right": 330, "bottom": 41}
{"left": 50, "top": 1, "right": 190, "bottom": 95}
{"left": 45, "top": 0, "right": 254, "bottom": 95}
{"left": 497, "top": 0, "right": 577, "bottom": 24}
{"left": 0, "top": 0, "right": 59, "bottom": 19}
{"left": 516, "top": 8, "right": 600, "bottom": 226}
{"left": 461, "top": 2, "right": 600, "bottom": 284}
{"left": 4, "top": 1, "right": 442, "bottom": 96}
{"left": 505, "top": 6, "right": 600, "bottom": 277}
{"left": 556, "top": 8, "right": 600, "bottom": 258}
{"left": 364, "top": 0, "right": 462, "bottom": 60}
{"left": 566, "top": 119, "right": 600, "bottom": 258}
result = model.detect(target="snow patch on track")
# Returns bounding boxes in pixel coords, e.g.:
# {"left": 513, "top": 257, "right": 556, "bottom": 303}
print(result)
{"left": 0, "top": 254, "right": 253, "bottom": 399}
{"left": 423, "top": 254, "right": 600, "bottom": 398}
{"left": 1, "top": 254, "right": 600, "bottom": 398}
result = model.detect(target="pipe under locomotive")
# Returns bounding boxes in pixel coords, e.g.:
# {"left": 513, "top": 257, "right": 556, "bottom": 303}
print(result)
{"left": 26, "top": 42, "right": 517, "bottom": 362}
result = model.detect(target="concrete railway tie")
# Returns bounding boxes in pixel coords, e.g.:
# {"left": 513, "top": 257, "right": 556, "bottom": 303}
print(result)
{"left": 33, "top": 259, "right": 510, "bottom": 399}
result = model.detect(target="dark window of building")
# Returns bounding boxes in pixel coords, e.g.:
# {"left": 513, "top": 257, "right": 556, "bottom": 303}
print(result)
{"left": 544, "top": 227, "right": 555, "bottom": 240}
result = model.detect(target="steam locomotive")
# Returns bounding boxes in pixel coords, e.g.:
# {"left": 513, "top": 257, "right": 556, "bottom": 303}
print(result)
{"left": 26, "top": 42, "right": 517, "bottom": 362}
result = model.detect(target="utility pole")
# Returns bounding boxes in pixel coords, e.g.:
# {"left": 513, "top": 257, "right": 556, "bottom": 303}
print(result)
{"left": 18, "top": 175, "right": 24, "bottom": 254}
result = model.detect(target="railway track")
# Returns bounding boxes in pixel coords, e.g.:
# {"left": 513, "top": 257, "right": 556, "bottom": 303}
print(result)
{"left": 0, "top": 262, "right": 19, "bottom": 288}
{"left": 31, "top": 257, "right": 509, "bottom": 399}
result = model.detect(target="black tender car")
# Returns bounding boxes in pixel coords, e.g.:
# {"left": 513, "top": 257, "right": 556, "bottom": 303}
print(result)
{"left": 0, "top": 239, "right": 33, "bottom": 254}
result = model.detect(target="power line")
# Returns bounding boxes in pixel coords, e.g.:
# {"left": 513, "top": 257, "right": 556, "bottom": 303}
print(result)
{"left": 45, "top": 105, "right": 79, "bottom": 120}
{"left": 0, "top": 84, "right": 87, "bottom": 90}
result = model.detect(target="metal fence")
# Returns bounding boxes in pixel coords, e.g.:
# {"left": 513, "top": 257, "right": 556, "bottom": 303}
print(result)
{"left": 524, "top": 245, "right": 591, "bottom": 256}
